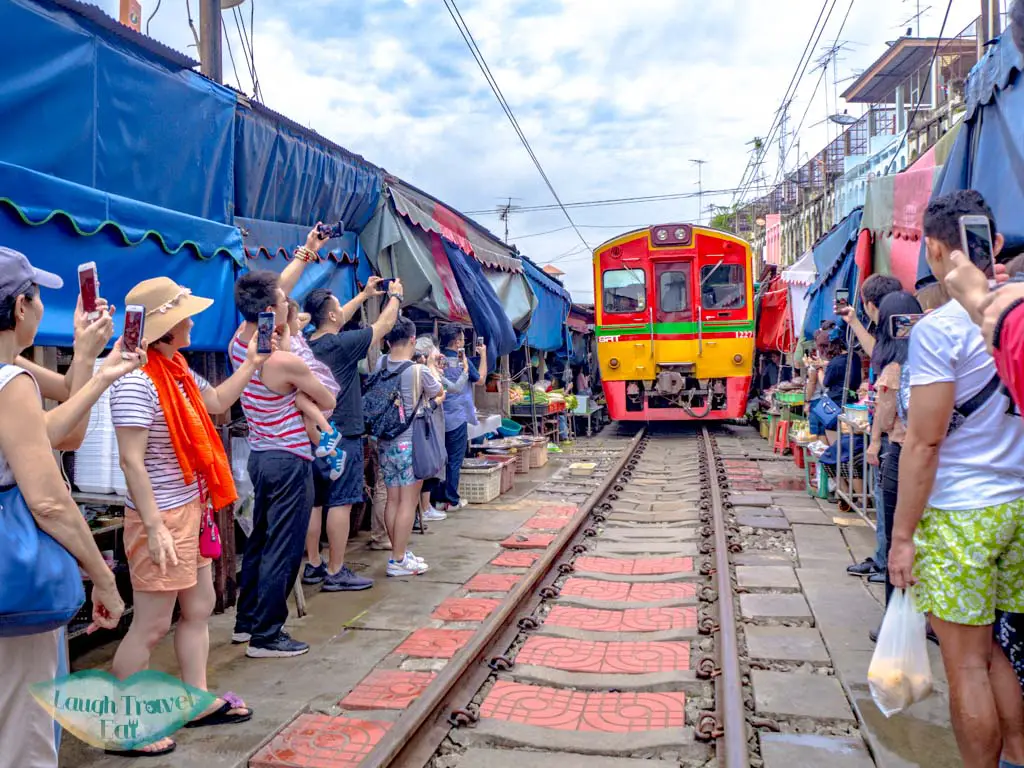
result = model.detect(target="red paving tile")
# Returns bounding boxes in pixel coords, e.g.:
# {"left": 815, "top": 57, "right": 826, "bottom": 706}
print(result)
{"left": 545, "top": 606, "right": 697, "bottom": 632}
{"left": 560, "top": 578, "right": 696, "bottom": 602}
{"left": 516, "top": 636, "right": 691, "bottom": 673}
{"left": 250, "top": 713, "right": 390, "bottom": 767}
{"left": 501, "top": 532, "right": 556, "bottom": 549}
{"left": 536, "top": 505, "right": 578, "bottom": 518}
{"left": 574, "top": 556, "right": 693, "bottom": 576}
{"left": 479, "top": 681, "right": 686, "bottom": 732}
{"left": 394, "top": 628, "right": 475, "bottom": 658}
{"left": 523, "top": 516, "right": 571, "bottom": 531}
{"left": 340, "top": 670, "right": 435, "bottom": 710}
{"left": 465, "top": 572, "right": 521, "bottom": 592}
{"left": 491, "top": 551, "right": 540, "bottom": 568}
{"left": 431, "top": 597, "right": 501, "bottom": 622}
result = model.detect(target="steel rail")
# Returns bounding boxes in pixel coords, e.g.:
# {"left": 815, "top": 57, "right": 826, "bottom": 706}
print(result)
{"left": 358, "top": 426, "right": 648, "bottom": 768}
{"left": 701, "top": 427, "right": 749, "bottom": 768}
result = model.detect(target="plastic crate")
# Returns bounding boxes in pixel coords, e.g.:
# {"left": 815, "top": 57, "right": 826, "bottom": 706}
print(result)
{"left": 459, "top": 463, "right": 502, "bottom": 504}
{"left": 484, "top": 456, "right": 516, "bottom": 494}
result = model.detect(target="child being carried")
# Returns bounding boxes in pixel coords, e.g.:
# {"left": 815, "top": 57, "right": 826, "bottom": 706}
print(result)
{"left": 283, "top": 299, "right": 345, "bottom": 479}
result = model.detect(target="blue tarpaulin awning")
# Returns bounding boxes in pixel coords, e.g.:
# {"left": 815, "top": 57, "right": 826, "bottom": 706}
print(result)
{"left": 441, "top": 237, "right": 517, "bottom": 370}
{"left": 802, "top": 209, "right": 863, "bottom": 339}
{"left": 522, "top": 257, "right": 573, "bottom": 355}
{"left": 0, "top": 160, "right": 242, "bottom": 350}
{"left": 922, "top": 33, "right": 1024, "bottom": 286}
{"left": 234, "top": 102, "right": 383, "bottom": 232}
{"left": 0, "top": 0, "right": 237, "bottom": 223}
{"left": 238, "top": 217, "right": 372, "bottom": 307}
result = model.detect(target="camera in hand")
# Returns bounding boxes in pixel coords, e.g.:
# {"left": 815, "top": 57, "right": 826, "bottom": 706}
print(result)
{"left": 890, "top": 313, "right": 924, "bottom": 339}
{"left": 256, "top": 312, "right": 275, "bottom": 355}
{"left": 316, "top": 220, "right": 345, "bottom": 240}
{"left": 959, "top": 215, "right": 996, "bottom": 276}
{"left": 121, "top": 304, "right": 145, "bottom": 358}
{"left": 835, "top": 288, "right": 849, "bottom": 308}
{"left": 78, "top": 262, "right": 99, "bottom": 315}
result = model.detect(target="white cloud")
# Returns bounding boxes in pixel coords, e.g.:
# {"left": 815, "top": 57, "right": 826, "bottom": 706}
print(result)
{"left": 97, "top": 0, "right": 981, "bottom": 299}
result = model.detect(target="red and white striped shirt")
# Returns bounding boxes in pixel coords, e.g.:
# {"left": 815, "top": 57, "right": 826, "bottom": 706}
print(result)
{"left": 230, "top": 334, "right": 312, "bottom": 460}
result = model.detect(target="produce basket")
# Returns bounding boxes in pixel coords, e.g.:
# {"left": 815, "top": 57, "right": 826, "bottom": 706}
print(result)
{"left": 514, "top": 449, "right": 530, "bottom": 474}
{"left": 775, "top": 391, "right": 805, "bottom": 406}
{"left": 459, "top": 462, "right": 502, "bottom": 504}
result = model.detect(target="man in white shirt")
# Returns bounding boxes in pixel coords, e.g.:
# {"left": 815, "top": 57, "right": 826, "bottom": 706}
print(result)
{"left": 889, "top": 190, "right": 1024, "bottom": 768}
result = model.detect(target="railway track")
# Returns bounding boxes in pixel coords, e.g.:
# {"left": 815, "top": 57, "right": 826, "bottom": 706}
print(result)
{"left": 356, "top": 425, "right": 751, "bottom": 768}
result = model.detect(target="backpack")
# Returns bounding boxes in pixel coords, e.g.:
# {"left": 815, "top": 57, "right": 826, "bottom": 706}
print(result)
{"left": 362, "top": 361, "right": 416, "bottom": 440}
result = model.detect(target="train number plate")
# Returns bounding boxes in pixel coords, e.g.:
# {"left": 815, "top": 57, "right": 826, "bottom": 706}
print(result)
{"left": 599, "top": 335, "right": 621, "bottom": 343}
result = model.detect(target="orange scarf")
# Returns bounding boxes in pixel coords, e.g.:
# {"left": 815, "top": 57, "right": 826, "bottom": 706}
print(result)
{"left": 143, "top": 352, "right": 238, "bottom": 511}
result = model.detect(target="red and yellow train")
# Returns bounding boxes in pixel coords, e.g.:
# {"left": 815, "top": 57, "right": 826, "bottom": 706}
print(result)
{"left": 593, "top": 224, "right": 755, "bottom": 421}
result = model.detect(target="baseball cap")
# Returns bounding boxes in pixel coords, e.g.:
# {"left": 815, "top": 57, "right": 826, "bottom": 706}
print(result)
{"left": 0, "top": 247, "right": 63, "bottom": 302}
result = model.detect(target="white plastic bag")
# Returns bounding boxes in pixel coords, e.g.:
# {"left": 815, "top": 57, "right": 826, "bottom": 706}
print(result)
{"left": 868, "top": 589, "right": 933, "bottom": 717}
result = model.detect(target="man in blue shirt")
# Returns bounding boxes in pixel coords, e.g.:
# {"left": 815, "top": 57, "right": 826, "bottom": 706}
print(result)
{"left": 432, "top": 324, "right": 488, "bottom": 510}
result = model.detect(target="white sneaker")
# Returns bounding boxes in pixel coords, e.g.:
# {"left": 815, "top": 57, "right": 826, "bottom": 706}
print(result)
{"left": 387, "top": 554, "right": 429, "bottom": 577}
{"left": 405, "top": 550, "right": 427, "bottom": 566}
{"left": 454, "top": 499, "right": 468, "bottom": 509}
{"left": 423, "top": 506, "right": 447, "bottom": 521}
{"left": 231, "top": 631, "right": 251, "bottom": 644}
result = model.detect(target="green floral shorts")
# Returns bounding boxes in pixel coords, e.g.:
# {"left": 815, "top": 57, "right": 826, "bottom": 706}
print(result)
{"left": 913, "top": 498, "right": 1024, "bottom": 626}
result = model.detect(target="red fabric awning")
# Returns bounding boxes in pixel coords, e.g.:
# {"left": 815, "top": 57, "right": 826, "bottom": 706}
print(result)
{"left": 756, "top": 276, "right": 794, "bottom": 353}
{"left": 388, "top": 181, "right": 524, "bottom": 273}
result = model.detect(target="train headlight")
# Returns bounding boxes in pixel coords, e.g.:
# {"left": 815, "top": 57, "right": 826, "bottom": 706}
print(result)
{"left": 609, "top": 358, "right": 620, "bottom": 369}
{"left": 674, "top": 227, "right": 687, "bottom": 240}
{"left": 655, "top": 228, "right": 669, "bottom": 242}
{"left": 733, "top": 354, "right": 744, "bottom": 365}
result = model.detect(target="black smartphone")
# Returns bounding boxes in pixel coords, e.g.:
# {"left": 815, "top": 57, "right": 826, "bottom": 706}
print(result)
{"left": 121, "top": 304, "right": 145, "bottom": 358}
{"left": 317, "top": 220, "right": 345, "bottom": 240}
{"left": 256, "top": 312, "right": 275, "bottom": 355}
{"left": 78, "top": 262, "right": 99, "bottom": 315}
{"left": 959, "top": 215, "right": 996, "bottom": 276}
{"left": 835, "top": 288, "right": 850, "bottom": 307}
{"left": 890, "top": 313, "right": 924, "bottom": 339}
{"left": 379, "top": 278, "right": 395, "bottom": 293}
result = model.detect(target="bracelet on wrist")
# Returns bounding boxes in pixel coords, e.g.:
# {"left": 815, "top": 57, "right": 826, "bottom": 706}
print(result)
{"left": 294, "top": 246, "right": 319, "bottom": 263}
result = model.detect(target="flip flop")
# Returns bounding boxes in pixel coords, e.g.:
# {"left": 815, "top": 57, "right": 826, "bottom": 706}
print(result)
{"left": 185, "top": 692, "right": 253, "bottom": 728}
{"left": 104, "top": 738, "right": 176, "bottom": 757}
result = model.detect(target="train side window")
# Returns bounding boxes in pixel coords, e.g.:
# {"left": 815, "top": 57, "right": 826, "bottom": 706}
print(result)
{"left": 603, "top": 269, "right": 646, "bottom": 313}
{"left": 699, "top": 264, "right": 745, "bottom": 310}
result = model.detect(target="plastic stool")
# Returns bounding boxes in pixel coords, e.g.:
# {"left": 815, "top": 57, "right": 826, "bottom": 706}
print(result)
{"left": 773, "top": 420, "right": 790, "bottom": 454}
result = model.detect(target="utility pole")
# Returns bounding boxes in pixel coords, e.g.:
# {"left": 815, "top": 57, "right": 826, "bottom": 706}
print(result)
{"left": 690, "top": 159, "right": 707, "bottom": 225}
{"left": 198, "top": 0, "right": 223, "bottom": 83}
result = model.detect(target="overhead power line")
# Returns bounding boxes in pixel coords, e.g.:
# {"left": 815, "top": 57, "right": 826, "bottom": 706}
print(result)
{"left": 884, "top": 0, "right": 954, "bottom": 174}
{"left": 442, "top": 0, "right": 591, "bottom": 251}
{"left": 466, "top": 186, "right": 753, "bottom": 216}
{"left": 734, "top": 0, "right": 841, "bottom": 206}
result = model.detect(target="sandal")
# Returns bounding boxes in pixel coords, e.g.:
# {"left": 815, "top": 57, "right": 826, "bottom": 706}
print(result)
{"left": 104, "top": 737, "right": 176, "bottom": 757}
{"left": 185, "top": 692, "right": 253, "bottom": 728}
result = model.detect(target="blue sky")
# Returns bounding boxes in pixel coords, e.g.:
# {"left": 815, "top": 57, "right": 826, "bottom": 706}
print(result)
{"left": 97, "top": 0, "right": 982, "bottom": 301}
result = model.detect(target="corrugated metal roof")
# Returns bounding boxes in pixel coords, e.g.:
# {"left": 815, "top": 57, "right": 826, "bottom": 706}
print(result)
{"left": 842, "top": 36, "right": 978, "bottom": 104}
{"left": 46, "top": 0, "right": 198, "bottom": 69}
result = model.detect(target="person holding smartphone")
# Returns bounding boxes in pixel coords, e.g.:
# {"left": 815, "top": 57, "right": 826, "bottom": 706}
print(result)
{"left": 0, "top": 248, "right": 132, "bottom": 768}
{"left": 432, "top": 324, "right": 487, "bottom": 512}
{"left": 108, "top": 277, "right": 276, "bottom": 754}
{"left": 889, "top": 190, "right": 1024, "bottom": 768}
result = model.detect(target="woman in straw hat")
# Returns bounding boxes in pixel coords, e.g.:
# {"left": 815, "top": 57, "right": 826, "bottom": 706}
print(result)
{"left": 107, "top": 277, "right": 269, "bottom": 757}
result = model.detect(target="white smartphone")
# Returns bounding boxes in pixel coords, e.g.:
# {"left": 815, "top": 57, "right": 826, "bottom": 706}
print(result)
{"left": 121, "top": 304, "right": 145, "bottom": 358}
{"left": 78, "top": 262, "right": 99, "bottom": 318}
